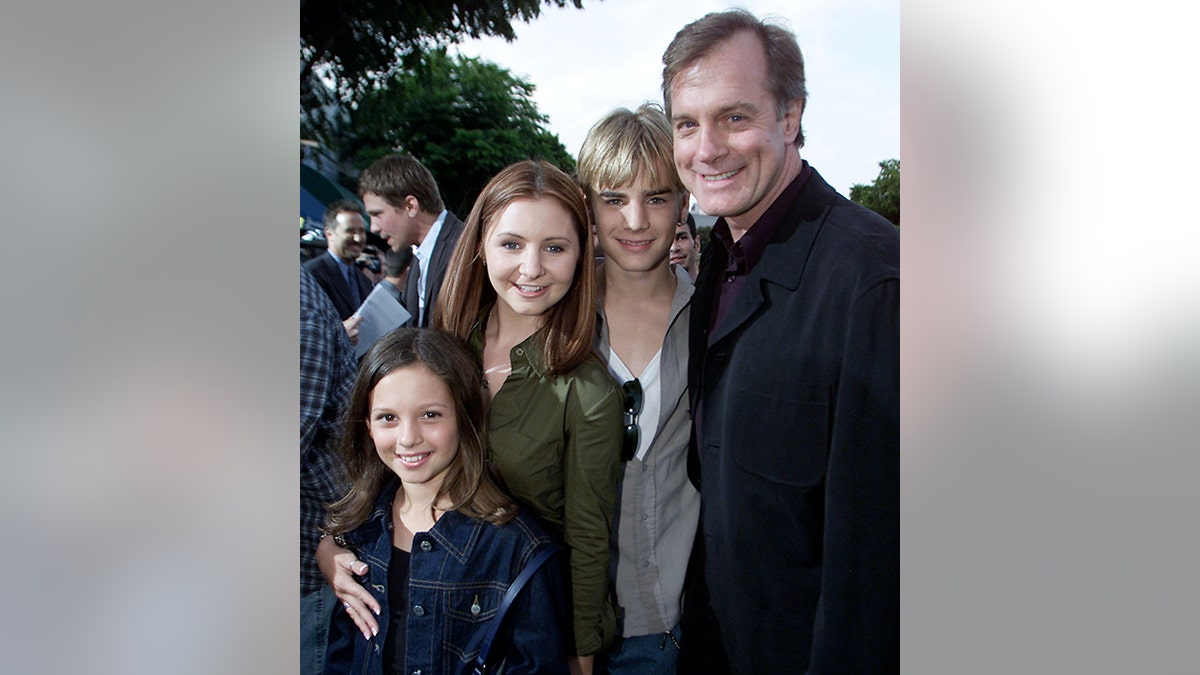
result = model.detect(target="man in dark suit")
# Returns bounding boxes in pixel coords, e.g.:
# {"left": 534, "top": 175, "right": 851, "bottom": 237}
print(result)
{"left": 665, "top": 10, "right": 899, "bottom": 674}
{"left": 302, "top": 200, "right": 373, "bottom": 344}
{"left": 357, "top": 154, "right": 464, "bottom": 327}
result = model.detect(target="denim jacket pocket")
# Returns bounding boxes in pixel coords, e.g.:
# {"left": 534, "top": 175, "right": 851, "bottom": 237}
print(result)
{"left": 443, "top": 584, "right": 505, "bottom": 662}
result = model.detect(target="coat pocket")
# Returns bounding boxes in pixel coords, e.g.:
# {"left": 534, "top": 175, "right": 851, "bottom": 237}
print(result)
{"left": 728, "top": 383, "right": 831, "bottom": 487}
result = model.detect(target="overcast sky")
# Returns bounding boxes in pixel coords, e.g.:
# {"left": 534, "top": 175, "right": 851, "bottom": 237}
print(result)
{"left": 454, "top": 0, "right": 899, "bottom": 197}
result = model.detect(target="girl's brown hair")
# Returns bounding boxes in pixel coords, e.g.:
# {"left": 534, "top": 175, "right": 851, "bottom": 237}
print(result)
{"left": 433, "top": 159, "right": 598, "bottom": 376}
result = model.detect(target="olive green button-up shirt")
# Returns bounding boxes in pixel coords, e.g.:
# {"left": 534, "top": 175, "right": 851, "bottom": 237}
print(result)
{"left": 469, "top": 326, "right": 624, "bottom": 655}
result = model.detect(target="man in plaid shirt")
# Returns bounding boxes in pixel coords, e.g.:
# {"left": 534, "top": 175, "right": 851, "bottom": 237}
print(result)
{"left": 300, "top": 267, "right": 358, "bottom": 674}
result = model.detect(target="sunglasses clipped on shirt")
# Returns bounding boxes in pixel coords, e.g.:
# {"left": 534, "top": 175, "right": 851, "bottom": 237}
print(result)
{"left": 621, "top": 378, "right": 643, "bottom": 462}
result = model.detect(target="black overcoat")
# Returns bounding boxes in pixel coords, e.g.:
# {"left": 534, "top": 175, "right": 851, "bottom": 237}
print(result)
{"left": 685, "top": 167, "right": 899, "bottom": 674}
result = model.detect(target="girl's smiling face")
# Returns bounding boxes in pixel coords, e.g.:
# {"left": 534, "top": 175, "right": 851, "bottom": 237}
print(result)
{"left": 367, "top": 363, "right": 459, "bottom": 489}
{"left": 482, "top": 198, "right": 580, "bottom": 321}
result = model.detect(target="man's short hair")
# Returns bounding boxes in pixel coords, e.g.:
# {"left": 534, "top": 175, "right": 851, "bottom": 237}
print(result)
{"left": 322, "top": 199, "right": 364, "bottom": 231}
{"left": 577, "top": 103, "right": 686, "bottom": 196}
{"left": 683, "top": 212, "right": 698, "bottom": 238}
{"left": 356, "top": 154, "right": 445, "bottom": 214}
{"left": 384, "top": 246, "right": 413, "bottom": 277}
{"left": 661, "top": 9, "right": 808, "bottom": 147}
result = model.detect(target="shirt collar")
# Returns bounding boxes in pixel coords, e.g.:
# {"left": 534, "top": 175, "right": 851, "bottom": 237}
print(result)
{"left": 326, "top": 248, "right": 354, "bottom": 269}
{"left": 711, "top": 160, "right": 811, "bottom": 274}
{"left": 468, "top": 309, "right": 549, "bottom": 379}
{"left": 415, "top": 209, "right": 449, "bottom": 263}
{"left": 596, "top": 264, "right": 693, "bottom": 332}
{"left": 507, "top": 332, "right": 546, "bottom": 378}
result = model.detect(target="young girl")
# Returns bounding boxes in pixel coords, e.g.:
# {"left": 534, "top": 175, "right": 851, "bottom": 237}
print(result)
{"left": 321, "top": 161, "right": 624, "bottom": 675}
{"left": 321, "top": 328, "right": 568, "bottom": 675}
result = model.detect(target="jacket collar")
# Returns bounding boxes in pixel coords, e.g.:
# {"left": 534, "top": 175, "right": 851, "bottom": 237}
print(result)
{"left": 366, "top": 477, "right": 484, "bottom": 563}
{"left": 595, "top": 263, "right": 694, "bottom": 350}
{"left": 705, "top": 168, "right": 837, "bottom": 347}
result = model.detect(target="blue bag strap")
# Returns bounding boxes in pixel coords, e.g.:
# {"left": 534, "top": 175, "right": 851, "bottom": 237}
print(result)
{"left": 472, "top": 544, "right": 560, "bottom": 675}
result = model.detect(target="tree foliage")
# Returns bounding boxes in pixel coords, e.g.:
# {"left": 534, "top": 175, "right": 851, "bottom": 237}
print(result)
{"left": 850, "top": 158, "right": 900, "bottom": 227}
{"left": 346, "top": 49, "right": 576, "bottom": 217}
{"left": 301, "top": 0, "right": 586, "bottom": 148}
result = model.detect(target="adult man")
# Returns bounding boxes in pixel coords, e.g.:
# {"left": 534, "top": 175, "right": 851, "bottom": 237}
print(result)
{"left": 577, "top": 104, "right": 700, "bottom": 675}
{"left": 302, "top": 200, "right": 374, "bottom": 342}
{"left": 299, "top": 267, "right": 358, "bottom": 675}
{"left": 670, "top": 213, "right": 701, "bottom": 280}
{"left": 664, "top": 10, "right": 899, "bottom": 673}
{"left": 357, "top": 154, "right": 464, "bottom": 327}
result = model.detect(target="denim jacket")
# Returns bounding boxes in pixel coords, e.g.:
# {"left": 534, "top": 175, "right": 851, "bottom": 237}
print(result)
{"left": 324, "top": 480, "right": 570, "bottom": 675}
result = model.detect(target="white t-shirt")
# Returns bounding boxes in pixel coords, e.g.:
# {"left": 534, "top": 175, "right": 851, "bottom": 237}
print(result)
{"left": 606, "top": 348, "right": 662, "bottom": 462}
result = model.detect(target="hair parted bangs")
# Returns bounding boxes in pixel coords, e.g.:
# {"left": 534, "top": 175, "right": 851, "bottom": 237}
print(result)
{"left": 577, "top": 104, "right": 685, "bottom": 197}
{"left": 434, "top": 159, "right": 597, "bottom": 377}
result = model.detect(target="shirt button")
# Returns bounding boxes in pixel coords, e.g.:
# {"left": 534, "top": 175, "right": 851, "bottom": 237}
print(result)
{"left": 515, "top": 348, "right": 524, "bottom": 356}
{"left": 413, "top": 605, "right": 425, "bottom": 616}
{"left": 419, "top": 540, "right": 432, "bottom": 552}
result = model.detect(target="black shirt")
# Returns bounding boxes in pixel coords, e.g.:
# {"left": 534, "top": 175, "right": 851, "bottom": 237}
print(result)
{"left": 383, "top": 546, "right": 411, "bottom": 675}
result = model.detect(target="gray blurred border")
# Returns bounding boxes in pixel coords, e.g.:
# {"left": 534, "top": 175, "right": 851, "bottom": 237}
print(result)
{"left": 0, "top": 1, "right": 297, "bottom": 673}
{"left": 3, "top": 1, "right": 1198, "bottom": 673}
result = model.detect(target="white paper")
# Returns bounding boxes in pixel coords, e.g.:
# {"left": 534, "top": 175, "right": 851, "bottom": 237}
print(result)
{"left": 352, "top": 284, "right": 412, "bottom": 358}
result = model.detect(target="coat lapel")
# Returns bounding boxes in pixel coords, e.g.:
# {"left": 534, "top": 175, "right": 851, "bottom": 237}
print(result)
{"left": 704, "top": 169, "right": 837, "bottom": 348}
{"left": 406, "top": 212, "right": 463, "bottom": 325}
{"left": 325, "top": 255, "right": 357, "bottom": 313}
{"left": 428, "top": 212, "right": 463, "bottom": 286}
{"left": 658, "top": 266, "right": 693, "bottom": 437}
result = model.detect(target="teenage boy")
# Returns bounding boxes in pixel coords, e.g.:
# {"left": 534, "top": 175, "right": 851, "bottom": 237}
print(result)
{"left": 577, "top": 104, "right": 700, "bottom": 675}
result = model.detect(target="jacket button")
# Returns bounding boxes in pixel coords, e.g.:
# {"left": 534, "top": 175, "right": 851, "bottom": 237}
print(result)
{"left": 412, "top": 604, "right": 425, "bottom": 616}
{"left": 419, "top": 540, "right": 432, "bottom": 552}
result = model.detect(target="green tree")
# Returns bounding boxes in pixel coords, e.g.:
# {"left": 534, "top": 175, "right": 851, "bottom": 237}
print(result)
{"left": 347, "top": 49, "right": 576, "bottom": 216}
{"left": 850, "top": 158, "right": 900, "bottom": 227}
{"left": 301, "top": 0, "right": 586, "bottom": 149}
